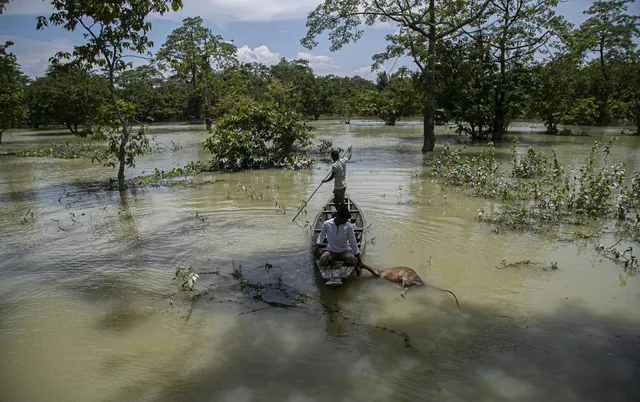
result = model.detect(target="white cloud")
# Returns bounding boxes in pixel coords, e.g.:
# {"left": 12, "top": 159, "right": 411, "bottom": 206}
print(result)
{"left": 351, "top": 66, "right": 379, "bottom": 80}
{"left": 154, "top": 0, "right": 321, "bottom": 25}
{"left": 237, "top": 45, "right": 281, "bottom": 65}
{"left": 0, "top": 35, "right": 75, "bottom": 78}
{"left": 372, "top": 20, "right": 393, "bottom": 30}
{"left": 3, "top": 0, "right": 320, "bottom": 24}
{"left": 3, "top": 0, "right": 54, "bottom": 15}
{"left": 296, "top": 51, "right": 339, "bottom": 75}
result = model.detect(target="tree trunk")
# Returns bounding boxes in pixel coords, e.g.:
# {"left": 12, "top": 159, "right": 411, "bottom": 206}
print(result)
{"left": 0, "top": 131, "right": 3, "bottom": 145}
{"left": 108, "top": 70, "right": 129, "bottom": 191}
{"left": 422, "top": 0, "right": 437, "bottom": 153}
{"left": 598, "top": 42, "right": 610, "bottom": 124}
{"left": 492, "top": 46, "right": 506, "bottom": 142}
{"left": 66, "top": 119, "right": 76, "bottom": 134}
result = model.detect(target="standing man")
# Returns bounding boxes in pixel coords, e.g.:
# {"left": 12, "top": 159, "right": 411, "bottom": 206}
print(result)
{"left": 323, "top": 145, "right": 352, "bottom": 207}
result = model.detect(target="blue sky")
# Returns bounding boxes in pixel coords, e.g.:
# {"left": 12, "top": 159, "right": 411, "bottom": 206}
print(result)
{"left": 0, "top": 0, "right": 615, "bottom": 79}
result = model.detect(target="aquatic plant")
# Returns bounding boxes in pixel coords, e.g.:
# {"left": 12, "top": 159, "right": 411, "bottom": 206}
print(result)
{"left": 431, "top": 137, "right": 640, "bottom": 245}
{"left": 128, "top": 161, "right": 224, "bottom": 187}
{"left": 174, "top": 266, "right": 199, "bottom": 291}
{"left": 16, "top": 142, "right": 104, "bottom": 159}
{"left": 511, "top": 138, "right": 549, "bottom": 179}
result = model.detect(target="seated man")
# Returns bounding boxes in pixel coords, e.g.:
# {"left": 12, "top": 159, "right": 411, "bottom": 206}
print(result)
{"left": 315, "top": 205, "right": 363, "bottom": 273}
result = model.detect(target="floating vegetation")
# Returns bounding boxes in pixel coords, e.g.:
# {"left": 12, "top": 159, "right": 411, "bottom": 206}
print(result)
{"left": 128, "top": 161, "right": 224, "bottom": 187}
{"left": 174, "top": 266, "right": 200, "bottom": 291}
{"left": 236, "top": 184, "right": 266, "bottom": 200}
{"left": 496, "top": 260, "right": 558, "bottom": 271}
{"left": 594, "top": 241, "right": 639, "bottom": 272}
{"left": 16, "top": 143, "right": 104, "bottom": 159}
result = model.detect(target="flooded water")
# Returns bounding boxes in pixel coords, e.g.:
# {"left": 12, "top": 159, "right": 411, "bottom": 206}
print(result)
{"left": 1, "top": 121, "right": 639, "bottom": 402}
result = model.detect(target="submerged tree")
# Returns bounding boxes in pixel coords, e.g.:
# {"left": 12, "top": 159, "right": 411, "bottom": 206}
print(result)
{"left": 475, "top": 0, "right": 566, "bottom": 141}
{"left": 359, "top": 69, "right": 419, "bottom": 125}
{"left": 302, "top": 0, "right": 491, "bottom": 152}
{"left": 156, "top": 16, "right": 237, "bottom": 123}
{"left": 0, "top": 41, "right": 27, "bottom": 145}
{"left": 26, "top": 64, "right": 109, "bottom": 132}
{"left": 573, "top": 0, "right": 640, "bottom": 124}
{"left": 37, "top": 0, "right": 183, "bottom": 190}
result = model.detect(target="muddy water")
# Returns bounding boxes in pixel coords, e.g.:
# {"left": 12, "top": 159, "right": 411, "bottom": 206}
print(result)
{"left": 1, "top": 121, "right": 639, "bottom": 402}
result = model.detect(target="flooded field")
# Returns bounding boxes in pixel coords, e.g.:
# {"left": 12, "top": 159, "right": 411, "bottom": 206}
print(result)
{"left": 1, "top": 121, "right": 639, "bottom": 401}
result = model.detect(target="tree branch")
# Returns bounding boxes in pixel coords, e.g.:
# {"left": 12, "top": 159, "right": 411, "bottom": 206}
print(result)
{"left": 437, "top": 0, "right": 492, "bottom": 40}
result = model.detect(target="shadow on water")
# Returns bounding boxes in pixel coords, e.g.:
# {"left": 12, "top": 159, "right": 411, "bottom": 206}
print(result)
{"left": 99, "top": 288, "right": 640, "bottom": 402}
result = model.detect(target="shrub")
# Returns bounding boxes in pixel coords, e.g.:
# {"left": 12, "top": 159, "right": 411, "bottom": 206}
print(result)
{"left": 203, "top": 103, "right": 314, "bottom": 171}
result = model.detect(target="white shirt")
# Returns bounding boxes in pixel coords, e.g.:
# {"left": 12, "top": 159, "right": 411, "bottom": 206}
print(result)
{"left": 332, "top": 157, "right": 348, "bottom": 189}
{"left": 316, "top": 218, "right": 360, "bottom": 255}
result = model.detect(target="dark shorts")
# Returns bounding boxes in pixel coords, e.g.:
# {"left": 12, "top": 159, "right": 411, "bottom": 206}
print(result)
{"left": 333, "top": 187, "right": 346, "bottom": 203}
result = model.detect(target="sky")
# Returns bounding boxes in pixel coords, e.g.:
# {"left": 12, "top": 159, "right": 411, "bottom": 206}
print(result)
{"left": 0, "top": 0, "right": 627, "bottom": 80}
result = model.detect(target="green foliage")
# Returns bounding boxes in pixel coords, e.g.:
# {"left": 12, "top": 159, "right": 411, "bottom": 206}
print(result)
{"left": 116, "top": 64, "right": 187, "bottom": 122}
{"left": 569, "top": 138, "right": 625, "bottom": 217}
{"left": 155, "top": 16, "right": 237, "bottom": 120}
{"left": 432, "top": 136, "right": 640, "bottom": 241}
{"left": 128, "top": 161, "right": 223, "bottom": 187}
{"left": 562, "top": 97, "right": 600, "bottom": 125}
{"left": 16, "top": 142, "right": 104, "bottom": 159}
{"left": 478, "top": 0, "right": 566, "bottom": 140}
{"left": 0, "top": 41, "right": 28, "bottom": 143}
{"left": 510, "top": 138, "right": 550, "bottom": 179}
{"left": 174, "top": 266, "right": 199, "bottom": 291}
{"left": 358, "top": 70, "right": 419, "bottom": 125}
{"left": 26, "top": 65, "right": 109, "bottom": 132}
{"left": 303, "top": 0, "right": 493, "bottom": 151}
{"left": 269, "top": 58, "right": 317, "bottom": 118}
{"left": 437, "top": 36, "right": 496, "bottom": 139}
{"left": 573, "top": 0, "right": 640, "bottom": 123}
{"left": 203, "top": 103, "right": 315, "bottom": 171}
{"left": 37, "top": 0, "right": 184, "bottom": 190}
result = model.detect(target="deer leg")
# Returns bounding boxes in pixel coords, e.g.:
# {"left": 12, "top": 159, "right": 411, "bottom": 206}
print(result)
{"left": 401, "top": 287, "right": 409, "bottom": 298}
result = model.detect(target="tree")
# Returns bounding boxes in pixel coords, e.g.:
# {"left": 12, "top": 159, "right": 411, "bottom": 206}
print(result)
{"left": 528, "top": 54, "right": 578, "bottom": 134}
{"left": 0, "top": 41, "right": 27, "bottom": 145}
{"left": 573, "top": 0, "right": 640, "bottom": 124}
{"left": 359, "top": 69, "right": 420, "bottom": 125}
{"left": 437, "top": 35, "right": 496, "bottom": 140}
{"left": 269, "top": 58, "right": 317, "bottom": 118}
{"left": 303, "top": 0, "right": 491, "bottom": 152}
{"left": 207, "top": 63, "right": 270, "bottom": 119}
{"left": 612, "top": 51, "right": 640, "bottom": 134}
{"left": 473, "top": 0, "right": 566, "bottom": 141}
{"left": 37, "top": 0, "right": 183, "bottom": 191}
{"left": 26, "top": 64, "right": 109, "bottom": 132}
{"left": 155, "top": 16, "right": 237, "bottom": 122}
{"left": 116, "top": 64, "right": 164, "bottom": 121}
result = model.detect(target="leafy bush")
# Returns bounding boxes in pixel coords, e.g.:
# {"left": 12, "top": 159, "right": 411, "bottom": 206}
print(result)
{"left": 431, "top": 137, "right": 640, "bottom": 242}
{"left": 511, "top": 138, "right": 549, "bottom": 179}
{"left": 203, "top": 103, "right": 314, "bottom": 171}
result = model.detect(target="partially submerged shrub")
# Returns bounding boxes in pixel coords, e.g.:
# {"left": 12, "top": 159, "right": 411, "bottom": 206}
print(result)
{"left": 129, "top": 161, "right": 223, "bottom": 187}
{"left": 511, "top": 138, "right": 549, "bottom": 179}
{"left": 203, "top": 103, "right": 315, "bottom": 171}
{"left": 432, "top": 137, "right": 640, "bottom": 242}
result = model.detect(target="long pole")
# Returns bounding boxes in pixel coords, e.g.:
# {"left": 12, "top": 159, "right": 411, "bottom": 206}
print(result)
{"left": 292, "top": 147, "right": 349, "bottom": 222}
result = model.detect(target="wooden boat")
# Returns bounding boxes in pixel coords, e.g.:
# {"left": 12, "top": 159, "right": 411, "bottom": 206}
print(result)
{"left": 311, "top": 195, "right": 366, "bottom": 287}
